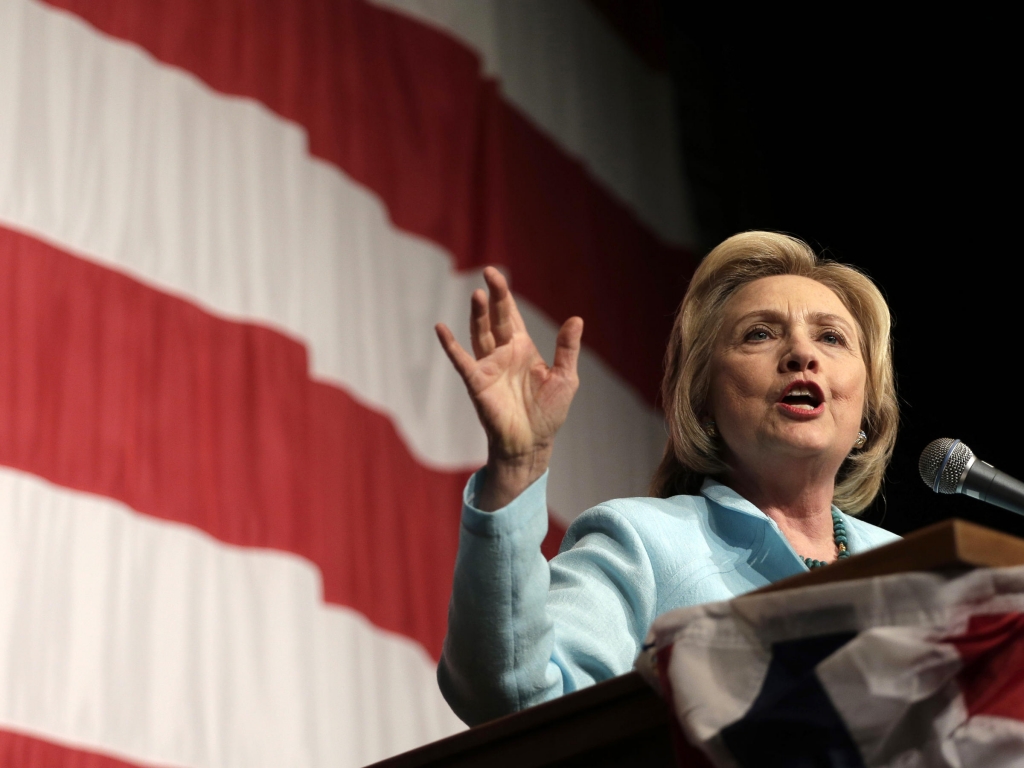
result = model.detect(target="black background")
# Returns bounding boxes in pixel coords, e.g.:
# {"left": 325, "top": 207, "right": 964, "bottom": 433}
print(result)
{"left": 661, "top": 13, "right": 1022, "bottom": 537}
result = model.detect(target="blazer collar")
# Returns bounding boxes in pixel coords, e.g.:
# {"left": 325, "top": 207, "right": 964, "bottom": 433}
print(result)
{"left": 700, "top": 477, "right": 847, "bottom": 528}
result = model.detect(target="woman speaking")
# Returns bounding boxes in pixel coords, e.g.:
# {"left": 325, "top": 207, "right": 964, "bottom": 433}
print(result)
{"left": 433, "top": 232, "right": 900, "bottom": 725}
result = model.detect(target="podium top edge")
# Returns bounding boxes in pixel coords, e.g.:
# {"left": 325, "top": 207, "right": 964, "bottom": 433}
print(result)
{"left": 754, "top": 518, "right": 1024, "bottom": 595}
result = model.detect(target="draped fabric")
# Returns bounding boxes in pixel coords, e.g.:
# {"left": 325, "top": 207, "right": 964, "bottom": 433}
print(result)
{"left": 641, "top": 568, "right": 1024, "bottom": 767}
{"left": 0, "top": 1, "right": 696, "bottom": 765}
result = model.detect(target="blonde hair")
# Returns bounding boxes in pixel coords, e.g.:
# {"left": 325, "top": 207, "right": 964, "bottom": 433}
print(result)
{"left": 650, "top": 231, "right": 897, "bottom": 513}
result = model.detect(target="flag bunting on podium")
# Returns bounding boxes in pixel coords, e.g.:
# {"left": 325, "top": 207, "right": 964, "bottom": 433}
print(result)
{"left": 640, "top": 567, "right": 1024, "bottom": 768}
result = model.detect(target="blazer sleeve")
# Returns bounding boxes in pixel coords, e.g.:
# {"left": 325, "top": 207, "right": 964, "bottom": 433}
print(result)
{"left": 437, "top": 469, "right": 658, "bottom": 725}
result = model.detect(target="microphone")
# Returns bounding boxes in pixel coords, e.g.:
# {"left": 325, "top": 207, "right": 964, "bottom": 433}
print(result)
{"left": 919, "top": 438, "right": 1024, "bottom": 517}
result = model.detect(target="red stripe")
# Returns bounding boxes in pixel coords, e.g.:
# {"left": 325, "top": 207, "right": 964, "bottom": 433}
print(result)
{"left": 0, "top": 225, "right": 566, "bottom": 659}
{"left": 40, "top": 0, "right": 695, "bottom": 405}
{"left": 0, "top": 728, "right": 159, "bottom": 768}
{"left": 949, "top": 613, "right": 1024, "bottom": 722}
{"left": 540, "top": 518, "right": 564, "bottom": 561}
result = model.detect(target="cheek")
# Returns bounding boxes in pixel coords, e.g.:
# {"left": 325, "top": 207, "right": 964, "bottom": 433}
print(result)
{"left": 831, "top": 367, "right": 868, "bottom": 418}
{"left": 710, "top": 356, "right": 773, "bottom": 415}
{"left": 727, "top": 353, "right": 778, "bottom": 398}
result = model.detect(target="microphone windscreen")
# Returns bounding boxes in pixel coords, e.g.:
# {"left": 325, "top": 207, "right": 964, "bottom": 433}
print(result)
{"left": 919, "top": 438, "right": 974, "bottom": 494}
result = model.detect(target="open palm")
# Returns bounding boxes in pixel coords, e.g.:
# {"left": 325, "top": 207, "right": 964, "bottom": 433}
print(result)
{"left": 436, "top": 268, "right": 583, "bottom": 505}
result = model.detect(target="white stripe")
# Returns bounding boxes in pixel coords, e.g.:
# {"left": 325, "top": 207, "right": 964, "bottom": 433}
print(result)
{"left": 370, "top": 0, "right": 697, "bottom": 248}
{"left": 0, "top": 466, "right": 465, "bottom": 768}
{"left": 952, "top": 715, "right": 1024, "bottom": 767}
{"left": 0, "top": 0, "right": 666, "bottom": 522}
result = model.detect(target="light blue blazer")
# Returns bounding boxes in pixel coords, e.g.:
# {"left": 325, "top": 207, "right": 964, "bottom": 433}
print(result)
{"left": 438, "top": 470, "right": 900, "bottom": 725}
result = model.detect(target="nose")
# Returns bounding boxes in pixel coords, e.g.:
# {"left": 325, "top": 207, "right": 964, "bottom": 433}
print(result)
{"left": 779, "top": 331, "right": 819, "bottom": 373}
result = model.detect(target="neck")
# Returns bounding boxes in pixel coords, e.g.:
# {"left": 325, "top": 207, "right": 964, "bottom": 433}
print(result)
{"left": 722, "top": 452, "right": 840, "bottom": 561}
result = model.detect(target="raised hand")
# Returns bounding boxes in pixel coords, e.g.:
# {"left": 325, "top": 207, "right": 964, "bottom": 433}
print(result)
{"left": 436, "top": 267, "right": 583, "bottom": 510}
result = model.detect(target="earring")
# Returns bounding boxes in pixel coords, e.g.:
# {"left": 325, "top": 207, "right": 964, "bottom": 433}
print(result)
{"left": 854, "top": 430, "right": 867, "bottom": 449}
{"left": 703, "top": 420, "right": 718, "bottom": 438}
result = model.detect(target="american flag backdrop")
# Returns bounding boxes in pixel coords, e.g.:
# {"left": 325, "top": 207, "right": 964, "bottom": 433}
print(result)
{"left": 0, "top": 1, "right": 697, "bottom": 765}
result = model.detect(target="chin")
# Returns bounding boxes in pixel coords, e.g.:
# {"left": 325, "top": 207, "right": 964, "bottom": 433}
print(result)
{"left": 771, "top": 428, "right": 836, "bottom": 456}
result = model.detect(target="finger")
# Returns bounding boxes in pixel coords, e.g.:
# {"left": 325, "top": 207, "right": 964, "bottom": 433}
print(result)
{"left": 483, "top": 267, "right": 526, "bottom": 344}
{"left": 552, "top": 316, "right": 584, "bottom": 379}
{"left": 435, "top": 323, "right": 477, "bottom": 383}
{"left": 470, "top": 289, "right": 495, "bottom": 358}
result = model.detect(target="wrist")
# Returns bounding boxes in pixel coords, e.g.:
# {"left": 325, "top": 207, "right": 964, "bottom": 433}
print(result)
{"left": 477, "top": 447, "right": 552, "bottom": 512}
{"left": 487, "top": 450, "right": 551, "bottom": 486}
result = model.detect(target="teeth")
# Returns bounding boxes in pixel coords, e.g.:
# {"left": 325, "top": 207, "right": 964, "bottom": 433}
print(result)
{"left": 791, "top": 403, "right": 814, "bottom": 410}
{"left": 789, "top": 387, "right": 811, "bottom": 396}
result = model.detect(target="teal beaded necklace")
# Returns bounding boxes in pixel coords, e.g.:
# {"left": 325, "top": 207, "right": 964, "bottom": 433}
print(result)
{"left": 801, "top": 510, "right": 851, "bottom": 569}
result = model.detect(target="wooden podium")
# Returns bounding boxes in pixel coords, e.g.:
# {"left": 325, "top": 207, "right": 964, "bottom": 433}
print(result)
{"left": 369, "top": 520, "right": 1024, "bottom": 768}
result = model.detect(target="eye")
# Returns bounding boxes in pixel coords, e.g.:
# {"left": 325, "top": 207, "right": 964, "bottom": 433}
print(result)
{"left": 745, "top": 325, "right": 773, "bottom": 342}
{"left": 820, "top": 328, "right": 847, "bottom": 346}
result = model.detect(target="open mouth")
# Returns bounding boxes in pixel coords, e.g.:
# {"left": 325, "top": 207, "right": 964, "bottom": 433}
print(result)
{"left": 779, "top": 381, "right": 824, "bottom": 411}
